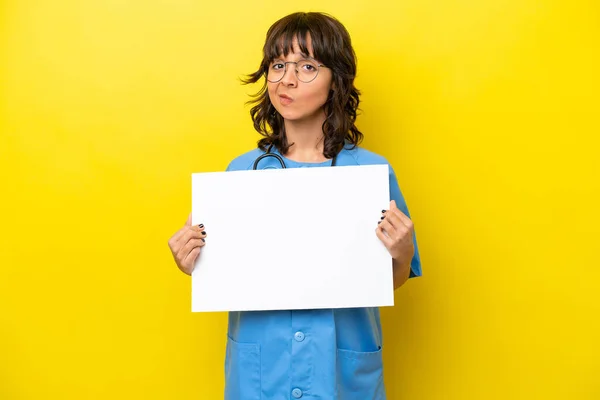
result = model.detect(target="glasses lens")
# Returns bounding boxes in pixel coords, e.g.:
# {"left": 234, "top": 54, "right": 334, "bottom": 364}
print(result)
{"left": 267, "top": 62, "right": 285, "bottom": 82}
{"left": 297, "top": 60, "right": 319, "bottom": 83}
{"left": 266, "top": 60, "right": 320, "bottom": 83}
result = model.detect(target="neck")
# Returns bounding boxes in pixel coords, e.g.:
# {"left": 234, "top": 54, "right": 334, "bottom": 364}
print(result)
{"left": 282, "top": 112, "right": 328, "bottom": 163}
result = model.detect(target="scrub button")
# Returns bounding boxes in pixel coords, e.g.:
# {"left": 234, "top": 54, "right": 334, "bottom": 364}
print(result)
{"left": 292, "top": 388, "right": 303, "bottom": 398}
{"left": 294, "top": 331, "right": 305, "bottom": 342}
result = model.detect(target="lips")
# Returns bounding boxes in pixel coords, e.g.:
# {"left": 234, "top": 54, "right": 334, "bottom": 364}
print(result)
{"left": 279, "top": 94, "right": 293, "bottom": 105}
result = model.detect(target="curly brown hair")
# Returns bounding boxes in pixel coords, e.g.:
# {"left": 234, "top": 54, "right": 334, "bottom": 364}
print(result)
{"left": 242, "top": 12, "right": 363, "bottom": 159}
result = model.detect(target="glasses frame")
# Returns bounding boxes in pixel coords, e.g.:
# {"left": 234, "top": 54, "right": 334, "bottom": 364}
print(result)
{"left": 266, "top": 60, "right": 328, "bottom": 83}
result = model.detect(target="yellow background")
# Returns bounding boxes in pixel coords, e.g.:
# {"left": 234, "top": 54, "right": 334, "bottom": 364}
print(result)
{"left": 1, "top": 0, "right": 599, "bottom": 398}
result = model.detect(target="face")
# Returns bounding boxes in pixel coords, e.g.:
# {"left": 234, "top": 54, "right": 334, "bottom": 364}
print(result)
{"left": 267, "top": 35, "right": 333, "bottom": 123}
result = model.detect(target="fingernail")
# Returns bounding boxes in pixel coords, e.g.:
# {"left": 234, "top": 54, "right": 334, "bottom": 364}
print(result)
{"left": 378, "top": 221, "right": 382, "bottom": 224}
{"left": 201, "top": 238, "right": 205, "bottom": 242}
{"left": 201, "top": 231, "right": 206, "bottom": 235}
{"left": 380, "top": 216, "right": 385, "bottom": 220}
{"left": 382, "top": 210, "right": 387, "bottom": 213}
{"left": 198, "top": 224, "right": 204, "bottom": 228}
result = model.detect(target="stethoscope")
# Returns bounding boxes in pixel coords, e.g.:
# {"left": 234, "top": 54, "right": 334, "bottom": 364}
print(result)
{"left": 253, "top": 144, "right": 338, "bottom": 170}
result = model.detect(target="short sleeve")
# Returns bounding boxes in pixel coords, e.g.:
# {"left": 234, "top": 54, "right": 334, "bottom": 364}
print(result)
{"left": 225, "top": 158, "right": 245, "bottom": 172}
{"left": 225, "top": 159, "right": 238, "bottom": 171}
{"left": 388, "top": 164, "right": 422, "bottom": 278}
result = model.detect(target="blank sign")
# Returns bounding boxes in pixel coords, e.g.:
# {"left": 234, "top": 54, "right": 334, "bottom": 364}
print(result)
{"left": 191, "top": 164, "right": 393, "bottom": 312}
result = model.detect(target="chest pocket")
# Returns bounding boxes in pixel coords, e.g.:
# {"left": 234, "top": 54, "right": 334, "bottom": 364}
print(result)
{"left": 225, "top": 335, "right": 261, "bottom": 400}
{"left": 336, "top": 346, "right": 386, "bottom": 400}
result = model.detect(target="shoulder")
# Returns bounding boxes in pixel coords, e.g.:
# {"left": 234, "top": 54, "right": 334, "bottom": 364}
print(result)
{"left": 226, "top": 148, "right": 264, "bottom": 171}
{"left": 339, "top": 145, "right": 390, "bottom": 166}
{"left": 340, "top": 145, "right": 402, "bottom": 185}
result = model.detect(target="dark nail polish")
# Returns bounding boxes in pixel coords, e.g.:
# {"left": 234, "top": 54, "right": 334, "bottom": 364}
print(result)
{"left": 201, "top": 231, "right": 206, "bottom": 235}
{"left": 201, "top": 238, "right": 205, "bottom": 242}
{"left": 378, "top": 221, "right": 382, "bottom": 224}
{"left": 382, "top": 210, "right": 387, "bottom": 213}
{"left": 380, "top": 216, "right": 385, "bottom": 220}
{"left": 198, "top": 224, "right": 204, "bottom": 228}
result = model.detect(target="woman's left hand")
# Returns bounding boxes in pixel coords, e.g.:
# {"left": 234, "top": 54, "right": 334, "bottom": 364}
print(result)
{"left": 375, "top": 200, "right": 415, "bottom": 266}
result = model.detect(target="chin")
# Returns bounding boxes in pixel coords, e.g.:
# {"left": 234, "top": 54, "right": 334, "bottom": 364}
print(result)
{"left": 276, "top": 108, "right": 321, "bottom": 122}
{"left": 276, "top": 109, "right": 302, "bottom": 121}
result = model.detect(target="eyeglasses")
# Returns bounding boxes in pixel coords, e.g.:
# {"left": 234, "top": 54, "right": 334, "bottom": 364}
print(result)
{"left": 267, "top": 59, "right": 328, "bottom": 83}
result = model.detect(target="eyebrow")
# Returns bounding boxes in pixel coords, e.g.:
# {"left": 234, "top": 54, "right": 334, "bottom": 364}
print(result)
{"left": 272, "top": 53, "right": 316, "bottom": 62}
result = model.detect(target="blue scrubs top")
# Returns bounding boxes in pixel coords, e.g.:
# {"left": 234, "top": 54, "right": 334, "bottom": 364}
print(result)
{"left": 224, "top": 144, "right": 422, "bottom": 400}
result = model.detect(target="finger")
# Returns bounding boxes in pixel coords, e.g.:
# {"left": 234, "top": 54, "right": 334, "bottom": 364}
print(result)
{"left": 385, "top": 209, "right": 408, "bottom": 232}
{"left": 182, "top": 247, "right": 202, "bottom": 273}
{"left": 171, "top": 227, "right": 204, "bottom": 254}
{"left": 174, "top": 222, "right": 205, "bottom": 245}
{"left": 382, "top": 203, "right": 405, "bottom": 229}
{"left": 169, "top": 228, "right": 188, "bottom": 249}
{"left": 177, "top": 238, "right": 205, "bottom": 262}
{"left": 375, "top": 224, "right": 393, "bottom": 247}
{"left": 389, "top": 200, "right": 413, "bottom": 229}
{"left": 181, "top": 227, "right": 205, "bottom": 247}
{"left": 390, "top": 209, "right": 413, "bottom": 231}
{"left": 185, "top": 213, "right": 192, "bottom": 226}
{"left": 378, "top": 217, "right": 396, "bottom": 239}
{"left": 170, "top": 227, "right": 195, "bottom": 253}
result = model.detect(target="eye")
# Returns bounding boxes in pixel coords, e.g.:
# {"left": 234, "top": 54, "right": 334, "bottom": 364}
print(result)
{"left": 298, "top": 60, "right": 318, "bottom": 71}
{"left": 271, "top": 62, "right": 284, "bottom": 70}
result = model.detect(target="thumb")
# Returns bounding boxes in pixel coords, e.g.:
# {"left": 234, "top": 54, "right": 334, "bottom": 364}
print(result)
{"left": 390, "top": 199, "right": 398, "bottom": 210}
{"left": 185, "top": 213, "right": 192, "bottom": 226}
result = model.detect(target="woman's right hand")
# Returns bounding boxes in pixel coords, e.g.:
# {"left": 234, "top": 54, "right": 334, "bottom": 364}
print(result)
{"left": 168, "top": 213, "right": 207, "bottom": 276}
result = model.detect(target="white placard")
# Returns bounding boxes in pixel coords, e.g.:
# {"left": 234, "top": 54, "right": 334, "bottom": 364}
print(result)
{"left": 191, "top": 164, "right": 393, "bottom": 312}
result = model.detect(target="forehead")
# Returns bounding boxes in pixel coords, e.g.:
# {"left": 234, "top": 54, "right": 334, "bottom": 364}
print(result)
{"left": 267, "top": 33, "right": 316, "bottom": 61}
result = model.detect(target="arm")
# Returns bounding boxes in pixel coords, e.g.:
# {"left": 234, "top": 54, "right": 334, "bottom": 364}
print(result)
{"left": 376, "top": 199, "right": 416, "bottom": 291}
{"left": 376, "top": 163, "right": 422, "bottom": 289}
{"left": 393, "top": 257, "right": 411, "bottom": 290}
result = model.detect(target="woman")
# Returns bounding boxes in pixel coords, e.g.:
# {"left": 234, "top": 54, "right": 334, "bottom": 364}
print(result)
{"left": 168, "top": 11, "right": 422, "bottom": 399}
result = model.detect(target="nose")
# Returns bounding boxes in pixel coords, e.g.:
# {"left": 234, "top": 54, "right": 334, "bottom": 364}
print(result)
{"left": 281, "top": 62, "right": 298, "bottom": 87}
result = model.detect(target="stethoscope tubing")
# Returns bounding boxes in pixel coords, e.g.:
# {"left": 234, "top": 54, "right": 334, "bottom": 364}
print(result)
{"left": 253, "top": 144, "right": 338, "bottom": 170}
